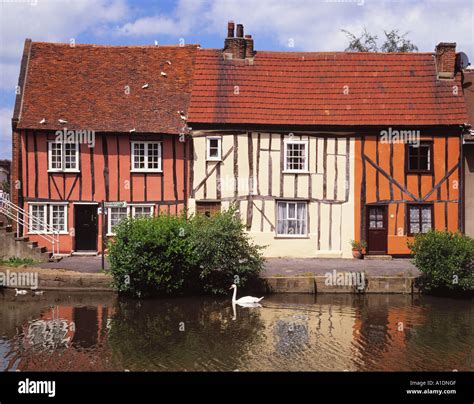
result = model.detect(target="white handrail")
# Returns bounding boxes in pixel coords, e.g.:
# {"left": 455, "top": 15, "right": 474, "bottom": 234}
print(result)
{"left": 0, "top": 193, "right": 60, "bottom": 258}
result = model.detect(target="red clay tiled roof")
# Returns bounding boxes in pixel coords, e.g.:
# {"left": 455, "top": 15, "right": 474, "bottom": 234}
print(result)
{"left": 188, "top": 50, "right": 468, "bottom": 126}
{"left": 17, "top": 42, "right": 199, "bottom": 134}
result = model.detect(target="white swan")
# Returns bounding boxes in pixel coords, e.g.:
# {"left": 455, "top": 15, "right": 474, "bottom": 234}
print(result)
{"left": 15, "top": 289, "right": 27, "bottom": 296}
{"left": 230, "top": 284, "right": 263, "bottom": 304}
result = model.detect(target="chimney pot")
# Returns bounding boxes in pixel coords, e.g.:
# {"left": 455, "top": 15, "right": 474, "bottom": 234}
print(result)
{"left": 227, "top": 21, "right": 235, "bottom": 38}
{"left": 236, "top": 24, "right": 244, "bottom": 38}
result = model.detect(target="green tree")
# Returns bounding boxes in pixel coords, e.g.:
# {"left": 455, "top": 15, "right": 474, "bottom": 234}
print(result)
{"left": 342, "top": 28, "right": 418, "bottom": 52}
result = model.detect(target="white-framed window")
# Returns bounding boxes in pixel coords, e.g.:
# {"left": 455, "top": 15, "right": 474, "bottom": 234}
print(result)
{"left": 131, "top": 205, "right": 154, "bottom": 218}
{"left": 107, "top": 207, "right": 129, "bottom": 235}
{"left": 49, "top": 204, "right": 67, "bottom": 233}
{"left": 28, "top": 203, "right": 68, "bottom": 234}
{"left": 284, "top": 140, "right": 308, "bottom": 172}
{"left": 276, "top": 201, "right": 307, "bottom": 236}
{"left": 29, "top": 204, "right": 47, "bottom": 233}
{"left": 131, "top": 142, "right": 162, "bottom": 172}
{"left": 48, "top": 141, "right": 79, "bottom": 172}
{"left": 206, "top": 137, "right": 222, "bottom": 161}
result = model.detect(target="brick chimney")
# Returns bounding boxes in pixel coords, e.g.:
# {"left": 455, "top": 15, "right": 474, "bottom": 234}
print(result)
{"left": 245, "top": 35, "right": 254, "bottom": 59}
{"left": 435, "top": 42, "right": 456, "bottom": 79}
{"left": 223, "top": 21, "right": 254, "bottom": 60}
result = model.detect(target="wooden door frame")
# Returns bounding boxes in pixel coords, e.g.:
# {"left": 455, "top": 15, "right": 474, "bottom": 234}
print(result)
{"left": 74, "top": 204, "right": 98, "bottom": 252}
{"left": 366, "top": 204, "right": 388, "bottom": 255}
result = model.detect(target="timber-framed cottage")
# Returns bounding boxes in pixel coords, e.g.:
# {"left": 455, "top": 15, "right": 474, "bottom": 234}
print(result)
{"left": 8, "top": 22, "right": 469, "bottom": 258}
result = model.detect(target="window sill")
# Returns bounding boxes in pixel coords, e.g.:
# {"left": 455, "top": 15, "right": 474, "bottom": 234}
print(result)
{"left": 48, "top": 170, "right": 80, "bottom": 173}
{"left": 282, "top": 171, "right": 310, "bottom": 175}
{"left": 130, "top": 170, "right": 163, "bottom": 173}
{"left": 206, "top": 158, "right": 222, "bottom": 162}
{"left": 28, "top": 231, "right": 68, "bottom": 235}
{"left": 274, "top": 235, "right": 309, "bottom": 239}
{"left": 406, "top": 171, "right": 434, "bottom": 175}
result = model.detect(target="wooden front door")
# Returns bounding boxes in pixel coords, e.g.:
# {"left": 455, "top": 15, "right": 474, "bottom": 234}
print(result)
{"left": 367, "top": 205, "right": 388, "bottom": 255}
{"left": 74, "top": 205, "right": 98, "bottom": 251}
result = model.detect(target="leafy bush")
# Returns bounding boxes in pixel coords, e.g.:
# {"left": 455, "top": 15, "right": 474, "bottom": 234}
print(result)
{"left": 107, "top": 215, "right": 197, "bottom": 298}
{"left": 408, "top": 230, "right": 474, "bottom": 293}
{"left": 107, "top": 207, "right": 265, "bottom": 298}
{"left": 189, "top": 208, "right": 265, "bottom": 295}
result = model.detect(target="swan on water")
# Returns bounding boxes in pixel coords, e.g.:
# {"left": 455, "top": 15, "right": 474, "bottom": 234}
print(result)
{"left": 230, "top": 284, "right": 263, "bottom": 304}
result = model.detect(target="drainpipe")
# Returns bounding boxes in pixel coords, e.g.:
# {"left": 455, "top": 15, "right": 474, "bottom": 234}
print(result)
{"left": 460, "top": 124, "right": 468, "bottom": 234}
{"left": 183, "top": 134, "right": 188, "bottom": 216}
{"left": 101, "top": 200, "right": 105, "bottom": 271}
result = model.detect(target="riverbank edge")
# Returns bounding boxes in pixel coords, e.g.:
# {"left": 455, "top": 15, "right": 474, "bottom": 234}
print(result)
{"left": 0, "top": 266, "right": 420, "bottom": 294}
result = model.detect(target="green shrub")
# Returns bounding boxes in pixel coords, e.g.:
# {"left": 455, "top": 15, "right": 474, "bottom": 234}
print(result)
{"left": 107, "top": 207, "right": 265, "bottom": 298}
{"left": 408, "top": 230, "right": 474, "bottom": 293}
{"left": 189, "top": 207, "right": 265, "bottom": 295}
{"left": 107, "top": 215, "right": 197, "bottom": 298}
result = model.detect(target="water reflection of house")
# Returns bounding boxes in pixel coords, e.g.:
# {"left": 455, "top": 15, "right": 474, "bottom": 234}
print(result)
{"left": 13, "top": 304, "right": 113, "bottom": 371}
{"left": 351, "top": 297, "right": 427, "bottom": 370}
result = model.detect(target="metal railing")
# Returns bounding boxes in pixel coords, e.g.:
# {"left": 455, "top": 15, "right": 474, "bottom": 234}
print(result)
{"left": 0, "top": 191, "right": 60, "bottom": 257}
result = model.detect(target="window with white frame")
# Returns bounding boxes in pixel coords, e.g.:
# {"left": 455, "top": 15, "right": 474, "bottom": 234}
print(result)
{"left": 132, "top": 205, "right": 154, "bottom": 218}
{"left": 50, "top": 205, "right": 67, "bottom": 233}
{"left": 276, "top": 201, "right": 307, "bottom": 236}
{"left": 108, "top": 207, "right": 129, "bottom": 235}
{"left": 131, "top": 142, "right": 162, "bottom": 172}
{"left": 48, "top": 141, "right": 79, "bottom": 172}
{"left": 29, "top": 204, "right": 47, "bottom": 233}
{"left": 284, "top": 140, "right": 308, "bottom": 172}
{"left": 206, "top": 137, "right": 222, "bottom": 161}
{"left": 28, "top": 204, "right": 67, "bottom": 233}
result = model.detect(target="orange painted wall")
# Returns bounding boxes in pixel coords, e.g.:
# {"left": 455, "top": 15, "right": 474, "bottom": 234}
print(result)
{"left": 355, "top": 134, "right": 460, "bottom": 255}
{"left": 20, "top": 131, "right": 189, "bottom": 253}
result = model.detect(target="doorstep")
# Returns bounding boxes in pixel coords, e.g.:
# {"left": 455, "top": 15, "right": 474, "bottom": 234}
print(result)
{"left": 72, "top": 251, "right": 99, "bottom": 256}
{"left": 364, "top": 255, "right": 393, "bottom": 260}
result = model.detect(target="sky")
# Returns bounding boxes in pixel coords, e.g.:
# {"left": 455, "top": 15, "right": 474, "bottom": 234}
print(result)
{"left": 0, "top": 0, "right": 473, "bottom": 159}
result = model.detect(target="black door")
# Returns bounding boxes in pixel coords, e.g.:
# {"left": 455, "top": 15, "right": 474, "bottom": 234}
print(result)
{"left": 367, "top": 205, "right": 388, "bottom": 255}
{"left": 75, "top": 205, "right": 98, "bottom": 251}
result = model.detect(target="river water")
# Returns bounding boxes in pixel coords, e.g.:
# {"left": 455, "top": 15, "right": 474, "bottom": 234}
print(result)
{"left": 0, "top": 291, "right": 471, "bottom": 371}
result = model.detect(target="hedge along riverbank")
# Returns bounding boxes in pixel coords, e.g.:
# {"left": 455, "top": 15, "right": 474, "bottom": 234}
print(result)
{"left": 107, "top": 208, "right": 265, "bottom": 298}
{"left": 408, "top": 230, "right": 474, "bottom": 296}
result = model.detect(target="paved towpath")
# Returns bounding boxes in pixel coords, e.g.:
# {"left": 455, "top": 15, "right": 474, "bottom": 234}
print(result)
{"left": 264, "top": 257, "right": 419, "bottom": 276}
{"left": 35, "top": 256, "right": 420, "bottom": 276}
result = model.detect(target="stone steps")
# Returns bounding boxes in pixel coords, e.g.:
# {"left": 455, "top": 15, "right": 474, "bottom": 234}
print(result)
{"left": 0, "top": 222, "right": 53, "bottom": 262}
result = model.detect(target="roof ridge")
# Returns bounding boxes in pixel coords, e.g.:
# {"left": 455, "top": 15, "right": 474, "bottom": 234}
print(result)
{"left": 31, "top": 41, "right": 201, "bottom": 49}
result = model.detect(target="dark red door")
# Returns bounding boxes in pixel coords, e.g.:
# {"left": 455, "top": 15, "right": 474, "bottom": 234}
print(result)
{"left": 367, "top": 205, "right": 388, "bottom": 255}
